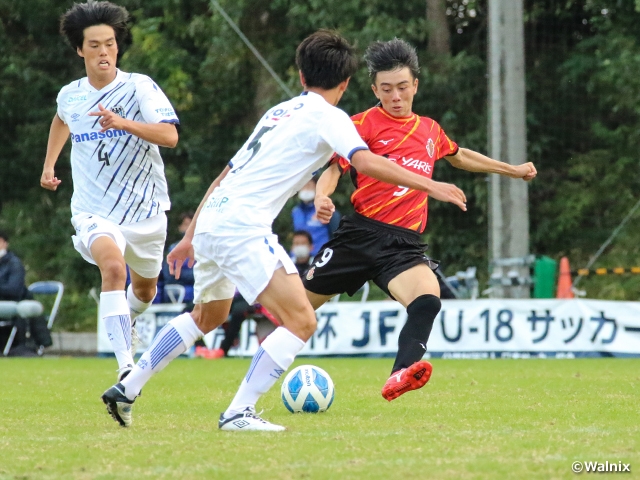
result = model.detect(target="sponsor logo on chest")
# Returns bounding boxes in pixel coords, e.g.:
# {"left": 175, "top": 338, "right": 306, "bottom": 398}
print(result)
{"left": 67, "top": 94, "right": 88, "bottom": 104}
{"left": 389, "top": 154, "right": 432, "bottom": 174}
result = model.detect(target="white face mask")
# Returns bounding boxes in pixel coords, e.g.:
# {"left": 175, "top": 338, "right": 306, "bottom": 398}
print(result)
{"left": 292, "top": 245, "right": 311, "bottom": 260}
{"left": 0, "top": 249, "right": 6, "bottom": 259}
{"left": 298, "top": 189, "right": 315, "bottom": 203}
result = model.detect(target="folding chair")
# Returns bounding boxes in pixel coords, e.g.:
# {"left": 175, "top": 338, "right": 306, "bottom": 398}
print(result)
{"left": 28, "top": 281, "right": 64, "bottom": 330}
{"left": 163, "top": 284, "right": 186, "bottom": 304}
{"left": 0, "top": 301, "right": 19, "bottom": 356}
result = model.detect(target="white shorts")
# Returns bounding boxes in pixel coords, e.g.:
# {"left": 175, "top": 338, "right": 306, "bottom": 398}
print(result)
{"left": 71, "top": 212, "right": 167, "bottom": 279}
{"left": 192, "top": 230, "right": 298, "bottom": 305}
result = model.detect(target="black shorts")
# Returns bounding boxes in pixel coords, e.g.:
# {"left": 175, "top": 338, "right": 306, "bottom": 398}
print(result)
{"left": 302, "top": 213, "right": 438, "bottom": 298}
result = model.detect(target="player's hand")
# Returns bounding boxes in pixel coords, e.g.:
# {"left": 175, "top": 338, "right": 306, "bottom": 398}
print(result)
{"left": 167, "top": 236, "right": 195, "bottom": 280}
{"left": 510, "top": 162, "right": 537, "bottom": 181}
{"left": 88, "top": 103, "right": 129, "bottom": 133}
{"left": 428, "top": 181, "right": 467, "bottom": 211}
{"left": 40, "top": 167, "right": 62, "bottom": 191}
{"left": 314, "top": 194, "right": 335, "bottom": 224}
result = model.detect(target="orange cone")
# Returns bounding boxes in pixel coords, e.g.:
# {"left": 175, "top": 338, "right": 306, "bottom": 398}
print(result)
{"left": 556, "top": 256, "right": 574, "bottom": 298}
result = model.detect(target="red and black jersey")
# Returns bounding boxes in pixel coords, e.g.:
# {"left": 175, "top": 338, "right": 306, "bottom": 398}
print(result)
{"left": 333, "top": 106, "right": 458, "bottom": 233}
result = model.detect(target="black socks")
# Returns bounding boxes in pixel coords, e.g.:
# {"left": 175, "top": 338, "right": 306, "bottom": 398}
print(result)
{"left": 391, "top": 294, "right": 441, "bottom": 374}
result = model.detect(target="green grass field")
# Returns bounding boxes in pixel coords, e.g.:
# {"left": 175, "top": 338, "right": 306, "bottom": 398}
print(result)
{"left": 1, "top": 357, "right": 639, "bottom": 479}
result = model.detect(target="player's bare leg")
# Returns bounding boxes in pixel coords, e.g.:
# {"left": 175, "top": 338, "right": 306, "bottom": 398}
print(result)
{"left": 382, "top": 264, "right": 441, "bottom": 401}
{"left": 305, "top": 290, "right": 335, "bottom": 310}
{"left": 220, "top": 268, "right": 316, "bottom": 431}
{"left": 91, "top": 236, "right": 135, "bottom": 376}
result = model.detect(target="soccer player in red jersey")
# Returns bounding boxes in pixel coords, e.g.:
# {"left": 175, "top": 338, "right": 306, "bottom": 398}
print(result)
{"left": 302, "top": 38, "right": 537, "bottom": 401}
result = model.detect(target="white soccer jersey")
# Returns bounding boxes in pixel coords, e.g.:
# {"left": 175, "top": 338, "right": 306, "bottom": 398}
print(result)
{"left": 196, "top": 91, "right": 368, "bottom": 234}
{"left": 56, "top": 69, "right": 179, "bottom": 225}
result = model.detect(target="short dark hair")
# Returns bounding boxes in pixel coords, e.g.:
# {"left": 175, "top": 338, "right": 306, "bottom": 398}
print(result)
{"left": 293, "top": 230, "right": 313, "bottom": 245}
{"left": 0, "top": 230, "right": 8, "bottom": 242}
{"left": 296, "top": 30, "right": 358, "bottom": 90}
{"left": 364, "top": 38, "right": 420, "bottom": 83}
{"left": 60, "top": 1, "right": 130, "bottom": 50}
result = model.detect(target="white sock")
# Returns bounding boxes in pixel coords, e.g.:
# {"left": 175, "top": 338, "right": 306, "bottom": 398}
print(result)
{"left": 120, "top": 312, "right": 203, "bottom": 400}
{"left": 224, "top": 327, "right": 305, "bottom": 417}
{"left": 127, "top": 283, "right": 154, "bottom": 321}
{"left": 101, "top": 291, "right": 134, "bottom": 370}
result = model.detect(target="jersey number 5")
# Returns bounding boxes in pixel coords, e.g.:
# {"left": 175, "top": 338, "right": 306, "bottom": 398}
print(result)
{"left": 232, "top": 125, "right": 276, "bottom": 173}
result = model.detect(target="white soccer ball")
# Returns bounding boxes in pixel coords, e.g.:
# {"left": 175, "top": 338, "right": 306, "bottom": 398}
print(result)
{"left": 281, "top": 364, "right": 335, "bottom": 413}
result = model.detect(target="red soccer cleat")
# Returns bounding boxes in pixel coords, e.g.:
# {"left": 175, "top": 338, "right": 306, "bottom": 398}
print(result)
{"left": 381, "top": 360, "right": 433, "bottom": 401}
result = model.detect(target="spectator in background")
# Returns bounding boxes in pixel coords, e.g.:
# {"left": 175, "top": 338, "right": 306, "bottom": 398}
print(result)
{"left": 291, "top": 178, "right": 340, "bottom": 256}
{"left": 163, "top": 212, "right": 195, "bottom": 306}
{"left": 0, "top": 230, "right": 52, "bottom": 354}
{"left": 0, "top": 230, "right": 28, "bottom": 302}
{"left": 290, "top": 230, "right": 314, "bottom": 276}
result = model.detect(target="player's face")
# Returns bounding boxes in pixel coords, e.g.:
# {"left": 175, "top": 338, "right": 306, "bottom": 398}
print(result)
{"left": 371, "top": 67, "right": 418, "bottom": 118}
{"left": 77, "top": 25, "right": 118, "bottom": 82}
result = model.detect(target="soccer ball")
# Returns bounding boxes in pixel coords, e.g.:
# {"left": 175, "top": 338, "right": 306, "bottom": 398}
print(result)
{"left": 281, "top": 365, "right": 335, "bottom": 413}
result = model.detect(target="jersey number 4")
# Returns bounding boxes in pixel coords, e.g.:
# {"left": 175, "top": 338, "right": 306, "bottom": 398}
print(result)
{"left": 97, "top": 143, "right": 110, "bottom": 166}
{"left": 232, "top": 125, "right": 276, "bottom": 173}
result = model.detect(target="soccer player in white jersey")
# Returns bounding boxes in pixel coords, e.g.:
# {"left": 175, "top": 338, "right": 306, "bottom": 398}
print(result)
{"left": 101, "top": 30, "right": 466, "bottom": 430}
{"left": 40, "top": 2, "right": 179, "bottom": 381}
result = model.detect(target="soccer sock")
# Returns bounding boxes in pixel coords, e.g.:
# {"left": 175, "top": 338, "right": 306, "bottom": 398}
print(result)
{"left": 101, "top": 291, "right": 134, "bottom": 370}
{"left": 391, "top": 294, "right": 441, "bottom": 374}
{"left": 121, "top": 312, "right": 203, "bottom": 400}
{"left": 224, "top": 327, "right": 305, "bottom": 417}
{"left": 127, "top": 283, "right": 155, "bottom": 321}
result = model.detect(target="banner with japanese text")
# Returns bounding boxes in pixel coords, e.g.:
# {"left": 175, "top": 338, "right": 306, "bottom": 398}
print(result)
{"left": 98, "top": 299, "right": 640, "bottom": 358}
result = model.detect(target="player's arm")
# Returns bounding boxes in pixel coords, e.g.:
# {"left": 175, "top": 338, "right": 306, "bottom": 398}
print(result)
{"left": 445, "top": 148, "right": 537, "bottom": 181}
{"left": 314, "top": 163, "right": 342, "bottom": 224}
{"left": 41, "top": 114, "right": 70, "bottom": 191}
{"left": 167, "top": 166, "right": 231, "bottom": 278}
{"left": 351, "top": 150, "right": 467, "bottom": 211}
{"left": 88, "top": 103, "right": 178, "bottom": 148}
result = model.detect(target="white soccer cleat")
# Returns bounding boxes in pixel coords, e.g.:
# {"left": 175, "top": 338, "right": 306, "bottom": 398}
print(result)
{"left": 218, "top": 408, "right": 286, "bottom": 432}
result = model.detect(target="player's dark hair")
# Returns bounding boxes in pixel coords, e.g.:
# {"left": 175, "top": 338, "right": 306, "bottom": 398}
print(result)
{"left": 60, "top": 1, "right": 130, "bottom": 50}
{"left": 293, "top": 230, "right": 313, "bottom": 245}
{"left": 365, "top": 38, "right": 420, "bottom": 82}
{"left": 296, "top": 30, "right": 358, "bottom": 90}
{"left": 0, "top": 230, "right": 8, "bottom": 242}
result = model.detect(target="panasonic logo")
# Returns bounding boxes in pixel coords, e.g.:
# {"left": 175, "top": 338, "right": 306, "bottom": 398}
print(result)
{"left": 70, "top": 129, "right": 129, "bottom": 143}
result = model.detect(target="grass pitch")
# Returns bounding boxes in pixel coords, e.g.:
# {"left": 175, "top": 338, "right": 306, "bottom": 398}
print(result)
{"left": 1, "top": 357, "right": 638, "bottom": 480}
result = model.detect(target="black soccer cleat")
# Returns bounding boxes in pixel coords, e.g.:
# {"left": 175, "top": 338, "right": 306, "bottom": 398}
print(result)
{"left": 101, "top": 383, "right": 135, "bottom": 427}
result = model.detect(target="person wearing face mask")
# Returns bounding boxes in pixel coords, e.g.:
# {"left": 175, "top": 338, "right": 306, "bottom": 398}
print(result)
{"left": 291, "top": 178, "right": 340, "bottom": 256}
{"left": 290, "top": 230, "right": 314, "bottom": 276}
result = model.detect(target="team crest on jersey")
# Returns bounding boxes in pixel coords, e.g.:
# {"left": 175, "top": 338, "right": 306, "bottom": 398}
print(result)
{"left": 306, "top": 267, "right": 315, "bottom": 281}
{"left": 111, "top": 105, "right": 126, "bottom": 118}
{"left": 426, "top": 138, "right": 435, "bottom": 158}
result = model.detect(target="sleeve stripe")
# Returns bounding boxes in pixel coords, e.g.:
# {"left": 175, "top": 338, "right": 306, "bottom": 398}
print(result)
{"left": 347, "top": 146, "right": 369, "bottom": 160}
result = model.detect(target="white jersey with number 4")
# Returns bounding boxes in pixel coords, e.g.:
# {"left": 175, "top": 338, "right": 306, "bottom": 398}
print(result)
{"left": 196, "top": 91, "right": 368, "bottom": 234}
{"left": 56, "top": 69, "right": 179, "bottom": 225}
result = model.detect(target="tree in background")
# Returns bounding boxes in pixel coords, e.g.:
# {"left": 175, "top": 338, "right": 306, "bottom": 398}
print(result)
{"left": 1, "top": 0, "right": 639, "bottom": 331}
